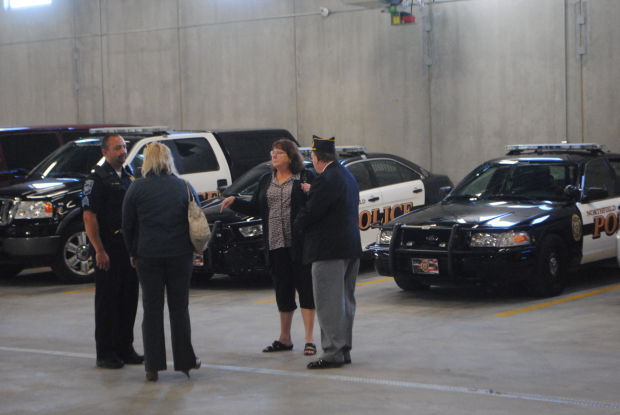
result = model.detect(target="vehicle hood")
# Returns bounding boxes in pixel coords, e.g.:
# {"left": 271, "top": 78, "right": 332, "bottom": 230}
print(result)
{"left": 0, "top": 178, "right": 83, "bottom": 199}
{"left": 391, "top": 199, "right": 558, "bottom": 229}
{"left": 201, "top": 196, "right": 258, "bottom": 223}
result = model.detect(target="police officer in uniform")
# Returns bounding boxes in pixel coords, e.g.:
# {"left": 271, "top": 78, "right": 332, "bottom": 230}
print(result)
{"left": 83, "top": 134, "right": 143, "bottom": 369}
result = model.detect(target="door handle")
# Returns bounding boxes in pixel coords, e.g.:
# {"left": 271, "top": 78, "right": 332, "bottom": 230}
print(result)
{"left": 412, "top": 188, "right": 423, "bottom": 194}
{"left": 368, "top": 196, "right": 380, "bottom": 202}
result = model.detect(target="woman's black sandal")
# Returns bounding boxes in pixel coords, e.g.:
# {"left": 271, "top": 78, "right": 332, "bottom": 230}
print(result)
{"left": 303, "top": 343, "right": 317, "bottom": 356}
{"left": 262, "top": 340, "right": 294, "bottom": 353}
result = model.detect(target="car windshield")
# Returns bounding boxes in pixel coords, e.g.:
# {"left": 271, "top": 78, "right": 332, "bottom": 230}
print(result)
{"left": 450, "top": 161, "right": 578, "bottom": 201}
{"left": 222, "top": 163, "right": 271, "bottom": 197}
{"left": 28, "top": 139, "right": 135, "bottom": 179}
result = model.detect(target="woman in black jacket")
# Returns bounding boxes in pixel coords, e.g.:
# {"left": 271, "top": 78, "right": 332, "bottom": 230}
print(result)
{"left": 221, "top": 138, "right": 317, "bottom": 356}
{"left": 122, "top": 142, "right": 201, "bottom": 382}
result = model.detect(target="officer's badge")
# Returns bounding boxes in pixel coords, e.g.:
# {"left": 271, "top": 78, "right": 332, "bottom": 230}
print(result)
{"left": 571, "top": 214, "right": 582, "bottom": 241}
{"left": 129, "top": 175, "right": 135, "bottom": 181}
{"left": 84, "top": 179, "right": 94, "bottom": 195}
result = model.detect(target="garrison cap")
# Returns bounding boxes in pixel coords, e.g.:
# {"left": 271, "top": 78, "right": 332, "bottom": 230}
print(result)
{"left": 311, "top": 135, "right": 336, "bottom": 153}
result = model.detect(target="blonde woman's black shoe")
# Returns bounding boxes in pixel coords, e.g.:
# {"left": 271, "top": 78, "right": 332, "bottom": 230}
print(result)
{"left": 182, "top": 359, "right": 202, "bottom": 378}
{"left": 145, "top": 371, "right": 158, "bottom": 382}
{"left": 96, "top": 357, "right": 124, "bottom": 369}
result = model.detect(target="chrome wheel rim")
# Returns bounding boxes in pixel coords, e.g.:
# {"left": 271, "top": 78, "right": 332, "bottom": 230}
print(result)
{"left": 63, "top": 231, "right": 94, "bottom": 277}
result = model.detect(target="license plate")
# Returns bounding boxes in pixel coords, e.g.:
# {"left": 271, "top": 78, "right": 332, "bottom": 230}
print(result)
{"left": 411, "top": 258, "right": 439, "bottom": 275}
{"left": 192, "top": 253, "right": 204, "bottom": 267}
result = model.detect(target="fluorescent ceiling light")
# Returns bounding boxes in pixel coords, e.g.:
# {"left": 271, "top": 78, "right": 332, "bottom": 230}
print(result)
{"left": 4, "top": 0, "right": 52, "bottom": 10}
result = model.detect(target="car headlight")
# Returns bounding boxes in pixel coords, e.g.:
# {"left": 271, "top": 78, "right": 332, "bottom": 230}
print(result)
{"left": 14, "top": 201, "right": 53, "bottom": 219}
{"left": 377, "top": 229, "right": 393, "bottom": 245}
{"left": 469, "top": 231, "right": 530, "bottom": 248}
{"left": 238, "top": 224, "right": 263, "bottom": 238}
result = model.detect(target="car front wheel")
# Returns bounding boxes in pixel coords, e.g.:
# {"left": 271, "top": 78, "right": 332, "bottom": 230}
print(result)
{"left": 52, "top": 222, "right": 95, "bottom": 283}
{"left": 529, "top": 234, "right": 566, "bottom": 297}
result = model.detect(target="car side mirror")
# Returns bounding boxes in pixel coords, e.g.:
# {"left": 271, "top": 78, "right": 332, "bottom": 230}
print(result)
{"left": 581, "top": 186, "right": 608, "bottom": 202}
{"left": 563, "top": 185, "right": 580, "bottom": 200}
{"left": 217, "top": 178, "right": 229, "bottom": 193}
{"left": 439, "top": 186, "right": 453, "bottom": 198}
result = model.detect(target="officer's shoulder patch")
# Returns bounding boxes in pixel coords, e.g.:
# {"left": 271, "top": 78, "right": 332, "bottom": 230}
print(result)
{"left": 84, "top": 179, "right": 94, "bottom": 196}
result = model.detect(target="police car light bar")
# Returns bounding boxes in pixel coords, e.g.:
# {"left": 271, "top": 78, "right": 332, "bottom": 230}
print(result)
{"left": 506, "top": 143, "right": 607, "bottom": 154}
{"left": 88, "top": 126, "right": 169, "bottom": 134}
{"left": 299, "top": 146, "right": 367, "bottom": 153}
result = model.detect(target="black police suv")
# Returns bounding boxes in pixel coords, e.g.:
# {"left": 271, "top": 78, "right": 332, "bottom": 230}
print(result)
{"left": 0, "top": 127, "right": 296, "bottom": 282}
{"left": 194, "top": 147, "right": 452, "bottom": 279}
{"left": 370, "top": 143, "right": 620, "bottom": 297}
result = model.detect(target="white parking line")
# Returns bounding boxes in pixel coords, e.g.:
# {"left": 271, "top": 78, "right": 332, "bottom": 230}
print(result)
{"left": 1, "top": 345, "right": 618, "bottom": 410}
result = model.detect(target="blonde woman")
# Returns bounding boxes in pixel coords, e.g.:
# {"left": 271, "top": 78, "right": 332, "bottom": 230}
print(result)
{"left": 122, "top": 142, "right": 201, "bottom": 382}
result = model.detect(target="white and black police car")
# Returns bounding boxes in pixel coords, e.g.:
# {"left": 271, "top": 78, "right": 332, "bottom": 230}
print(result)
{"left": 194, "top": 147, "right": 453, "bottom": 279}
{"left": 370, "top": 143, "right": 620, "bottom": 297}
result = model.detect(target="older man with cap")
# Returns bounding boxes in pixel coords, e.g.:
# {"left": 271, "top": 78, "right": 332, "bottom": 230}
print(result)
{"left": 294, "top": 135, "right": 361, "bottom": 369}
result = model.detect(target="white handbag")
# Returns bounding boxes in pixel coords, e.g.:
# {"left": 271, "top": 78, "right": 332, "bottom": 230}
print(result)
{"left": 186, "top": 181, "right": 211, "bottom": 252}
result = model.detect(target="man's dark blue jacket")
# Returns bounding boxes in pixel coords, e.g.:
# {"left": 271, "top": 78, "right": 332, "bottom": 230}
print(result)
{"left": 294, "top": 161, "right": 361, "bottom": 264}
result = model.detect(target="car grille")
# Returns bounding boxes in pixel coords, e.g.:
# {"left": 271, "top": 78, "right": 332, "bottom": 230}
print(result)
{"left": 399, "top": 225, "right": 454, "bottom": 251}
{"left": 0, "top": 198, "right": 16, "bottom": 225}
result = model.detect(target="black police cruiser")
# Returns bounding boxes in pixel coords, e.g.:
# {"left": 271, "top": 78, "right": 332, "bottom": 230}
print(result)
{"left": 370, "top": 143, "right": 620, "bottom": 297}
{"left": 194, "top": 147, "right": 452, "bottom": 279}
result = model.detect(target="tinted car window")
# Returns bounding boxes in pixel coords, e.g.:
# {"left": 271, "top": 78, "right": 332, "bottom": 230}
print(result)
{"left": 215, "top": 131, "right": 292, "bottom": 179}
{"left": 223, "top": 163, "right": 270, "bottom": 196}
{"left": 29, "top": 141, "right": 102, "bottom": 179}
{"left": 29, "top": 139, "right": 137, "bottom": 179}
{"left": 608, "top": 159, "right": 620, "bottom": 195}
{"left": 167, "top": 137, "right": 219, "bottom": 175}
{"left": 452, "top": 162, "right": 576, "bottom": 201}
{"left": 2, "top": 133, "right": 59, "bottom": 170}
{"left": 584, "top": 158, "right": 616, "bottom": 197}
{"left": 369, "top": 159, "right": 421, "bottom": 187}
{"left": 346, "top": 161, "right": 374, "bottom": 191}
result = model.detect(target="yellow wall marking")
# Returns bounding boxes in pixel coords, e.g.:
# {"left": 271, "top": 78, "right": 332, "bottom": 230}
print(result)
{"left": 495, "top": 284, "right": 620, "bottom": 317}
{"left": 255, "top": 277, "right": 394, "bottom": 304}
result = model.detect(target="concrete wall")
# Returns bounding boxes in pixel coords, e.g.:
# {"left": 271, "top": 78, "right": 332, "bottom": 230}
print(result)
{"left": 0, "top": 0, "right": 619, "bottom": 182}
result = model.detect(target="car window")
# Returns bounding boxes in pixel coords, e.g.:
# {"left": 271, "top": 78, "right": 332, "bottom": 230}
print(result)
{"left": 346, "top": 161, "right": 374, "bottom": 191}
{"left": 2, "top": 133, "right": 59, "bottom": 170}
{"left": 29, "top": 141, "right": 102, "bottom": 178}
{"left": 168, "top": 137, "right": 219, "bottom": 175}
{"left": 608, "top": 159, "right": 620, "bottom": 195}
{"left": 223, "top": 163, "right": 271, "bottom": 196}
{"left": 583, "top": 159, "right": 616, "bottom": 197}
{"left": 369, "top": 159, "right": 421, "bottom": 187}
{"left": 452, "top": 162, "right": 576, "bottom": 201}
{"left": 60, "top": 131, "right": 94, "bottom": 143}
{"left": 130, "top": 149, "right": 146, "bottom": 177}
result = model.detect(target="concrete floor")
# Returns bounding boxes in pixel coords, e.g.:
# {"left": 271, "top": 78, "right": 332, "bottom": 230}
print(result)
{"left": 1, "top": 263, "right": 619, "bottom": 415}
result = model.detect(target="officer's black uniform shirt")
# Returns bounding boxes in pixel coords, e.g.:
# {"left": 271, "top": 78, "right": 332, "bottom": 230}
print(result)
{"left": 82, "top": 161, "right": 134, "bottom": 244}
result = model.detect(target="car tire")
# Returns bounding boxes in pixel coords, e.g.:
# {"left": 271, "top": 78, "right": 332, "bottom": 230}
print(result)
{"left": 52, "top": 221, "right": 95, "bottom": 283}
{"left": 530, "top": 234, "right": 566, "bottom": 297}
{"left": 394, "top": 274, "right": 430, "bottom": 291}
{"left": 0, "top": 264, "right": 24, "bottom": 278}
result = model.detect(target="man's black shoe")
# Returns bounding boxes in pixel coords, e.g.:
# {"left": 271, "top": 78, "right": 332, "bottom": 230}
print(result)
{"left": 307, "top": 359, "right": 343, "bottom": 369}
{"left": 120, "top": 350, "right": 144, "bottom": 365}
{"left": 96, "top": 357, "right": 124, "bottom": 369}
{"left": 344, "top": 352, "right": 351, "bottom": 364}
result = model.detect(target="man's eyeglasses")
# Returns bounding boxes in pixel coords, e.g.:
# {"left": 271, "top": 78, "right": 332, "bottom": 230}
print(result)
{"left": 270, "top": 150, "right": 286, "bottom": 157}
